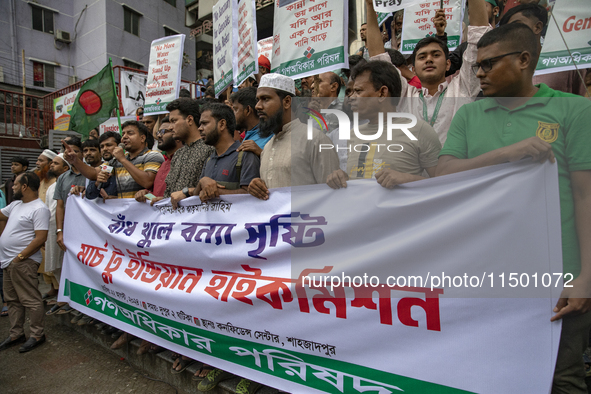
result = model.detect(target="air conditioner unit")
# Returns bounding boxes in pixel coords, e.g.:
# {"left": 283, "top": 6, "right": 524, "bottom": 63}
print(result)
{"left": 55, "top": 30, "right": 72, "bottom": 43}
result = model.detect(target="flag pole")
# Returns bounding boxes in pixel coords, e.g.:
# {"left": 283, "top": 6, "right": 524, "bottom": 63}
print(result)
{"left": 109, "top": 58, "right": 123, "bottom": 134}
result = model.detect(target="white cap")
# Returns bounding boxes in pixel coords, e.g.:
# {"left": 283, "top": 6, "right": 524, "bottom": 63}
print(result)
{"left": 258, "top": 73, "right": 295, "bottom": 95}
{"left": 41, "top": 149, "right": 57, "bottom": 160}
{"left": 56, "top": 153, "right": 69, "bottom": 167}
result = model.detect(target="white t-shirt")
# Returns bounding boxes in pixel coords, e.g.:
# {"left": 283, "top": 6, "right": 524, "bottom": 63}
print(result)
{"left": 0, "top": 199, "right": 50, "bottom": 268}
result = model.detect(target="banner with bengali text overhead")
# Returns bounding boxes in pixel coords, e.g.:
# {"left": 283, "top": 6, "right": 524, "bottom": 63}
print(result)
{"left": 60, "top": 161, "right": 561, "bottom": 393}
{"left": 213, "top": 0, "right": 239, "bottom": 97}
{"left": 144, "top": 34, "right": 185, "bottom": 115}
{"left": 234, "top": 0, "right": 258, "bottom": 87}
{"left": 374, "top": 0, "right": 424, "bottom": 13}
{"left": 400, "top": 0, "right": 464, "bottom": 54}
{"left": 271, "top": 0, "right": 348, "bottom": 79}
{"left": 53, "top": 89, "right": 80, "bottom": 131}
{"left": 535, "top": 0, "right": 591, "bottom": 75}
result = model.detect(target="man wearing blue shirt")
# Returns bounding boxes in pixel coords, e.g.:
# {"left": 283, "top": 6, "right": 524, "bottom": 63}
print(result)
{"left": 230, "top": 87, "right": 271, "bottom": 156}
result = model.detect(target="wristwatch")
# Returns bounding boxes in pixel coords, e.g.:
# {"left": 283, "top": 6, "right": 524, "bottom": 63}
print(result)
{"left": 182, "top": 187, "right": 190, "bottom": 197}
{"left": 17, "top": 254, "right": 24, "bottom": 261}
{"left": 56, "top": 229, "right": 63, "bottom": 235}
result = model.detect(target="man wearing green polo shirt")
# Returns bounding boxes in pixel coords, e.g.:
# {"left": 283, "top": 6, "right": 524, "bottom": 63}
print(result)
{"left": 437, "top": 23, "right": 591, "bottom": 393}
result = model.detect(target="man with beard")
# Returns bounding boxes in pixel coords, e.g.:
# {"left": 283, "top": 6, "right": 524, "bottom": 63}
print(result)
{"left": 0, "top": 172, "right": 49, "bottom": 353}
{"left": 170, "top": 103, "right": 260, "bottom": 209}
{"left": 98, "top": 131, "right": 122, "bottom": 162}
{"left": 33, "top": 150, "right": 58, "bottom": 298}
{"left": 248, "top": 73, "right": 339, "bottom": 200}
{"left": 230, "top": 87, "right": 271, "bottom": 156}
{"left": 135, "top": 117, "right": 183, "bottom": 201}
{"left": 161, "top": 98, "right": 214, "bottom": 202}
{"left": 4, "top": 157, "right": 28, "bottom": 204}
{"left": 70, "top": 121, "right": 163, "bottom": 199}
{"left": 53, "top": 137, "right": 86, "bottom": 253}
{"left": 43, "top": 154, "right": 70, "bottom": 315}
{"left": 82, "top": 139, "right": 101, "bottom": 168}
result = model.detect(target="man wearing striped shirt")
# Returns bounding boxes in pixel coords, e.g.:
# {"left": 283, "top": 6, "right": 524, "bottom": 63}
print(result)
{"left": 70, "top": 121, "right": 164, "bottom": 199}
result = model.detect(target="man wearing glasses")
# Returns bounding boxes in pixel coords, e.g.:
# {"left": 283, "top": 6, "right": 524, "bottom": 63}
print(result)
{"left": 135, "top": 116, "right": 182, "bottom": 201}
{"left": 437, "top": 23, "right": 591, "bottom": 393}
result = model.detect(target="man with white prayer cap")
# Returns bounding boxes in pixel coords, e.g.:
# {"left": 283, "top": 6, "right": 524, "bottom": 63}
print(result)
{"left": 247, "top": 73, "right": 339, "bottom": 200}
{"left": 34, "top": 149, "right": 59, "bottom": 295}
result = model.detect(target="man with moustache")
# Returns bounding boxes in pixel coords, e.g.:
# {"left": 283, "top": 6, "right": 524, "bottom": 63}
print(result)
{"left": 163, "top": 98, "right": 214, "bottom": 203}
{"left": 69, "top": 121, "right": 163, "bottom": 199}
{"left": 436, "top": 24, "right": 591, "bottom": 393}
{"left": 0, "top": 172, "right": 49, "bottom": 353}
{"left": 135, "top": 116, "right": 183, "bottom": 201}
{"left": 170, "top": 103, "right": 260, "bottom": 209}
{"left": 33, "top": 150, "right": 58, "bottom": 298}
{"left": 230, "top": 87, "right": 271, "bottom": 156}
{"left": 248, "top": 73, "right": 339, "bottom": 200}
{"left": 43, "top": 154, "right": 71, "bottom": 315}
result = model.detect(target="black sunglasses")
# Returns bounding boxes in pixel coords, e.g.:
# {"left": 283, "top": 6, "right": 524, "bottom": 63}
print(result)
{"left": 156, "top": 128, "right": 174, "bottom": 137}
{"left": 472, "top": 51, "right": 522, "bottom": 74}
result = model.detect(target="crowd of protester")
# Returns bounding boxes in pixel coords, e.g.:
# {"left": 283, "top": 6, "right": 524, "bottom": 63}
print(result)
{"left": 0, "top": 0, "right": 590, "bottom": 392}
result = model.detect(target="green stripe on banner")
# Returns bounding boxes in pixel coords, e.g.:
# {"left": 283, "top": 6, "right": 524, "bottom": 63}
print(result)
{"left": 68, "top": 281, "right": 472, "bottom": 393}
{"left": 237, "top": 61, "right": 257, "bottom": 86}
{"left": 536, "top": 49, "right": 591, "bottom": 71}
{"left": 215, "top": 71, "right": 234, "bottom": 96}
{"left": 144, "top": 101, "right": 172, "bottom": 114}
{"left": 402, "top": 35, "right": 461, "bottom": 53}
{"left": 278, "top": 47, "right": 345, "bottom": 78}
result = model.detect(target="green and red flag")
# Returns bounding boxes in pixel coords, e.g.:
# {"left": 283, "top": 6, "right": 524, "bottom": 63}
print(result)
{"left": 68, "top": 60, "right": 119, "bottom": 138}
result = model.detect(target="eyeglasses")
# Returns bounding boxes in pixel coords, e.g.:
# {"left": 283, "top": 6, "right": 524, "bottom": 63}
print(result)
{"left": 156, "top": 128, "right": 174, "bottom": 137}
{"left": 471, "top": 51, "right": 522, "bottom": 75}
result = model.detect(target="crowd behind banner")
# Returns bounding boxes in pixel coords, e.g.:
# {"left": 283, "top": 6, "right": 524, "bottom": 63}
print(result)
{"left": 0, "top": 0, "right": 590, "bottom": 392}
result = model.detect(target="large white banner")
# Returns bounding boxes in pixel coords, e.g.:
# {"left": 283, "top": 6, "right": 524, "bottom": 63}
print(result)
{"left": 235, "top": 0, "right": 258, "bottom": 87}
{"left": 535, "top": 0, "right": 591, "bottom": 75}
{"left": 213, "top": 0, "right": 239, "bottom": 97}
{"left": 144, "top": 34, "right": 186, "bottom": 115}
{"left": 400, "top": 0, "right": 464, "bottom": 54}
{"left": 272, "top": 0, "right": 348, "bottom": 79}
{"left": 60, "top": 161, "right": 562, "bottom": 393}
{"left": 119, "top": 70, "right": 146, "bottom": 116}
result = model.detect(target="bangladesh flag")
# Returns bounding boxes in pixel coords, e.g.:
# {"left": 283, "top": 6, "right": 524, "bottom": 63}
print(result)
{"left": 68, "top": 60, "right": 119, "bottom": 138}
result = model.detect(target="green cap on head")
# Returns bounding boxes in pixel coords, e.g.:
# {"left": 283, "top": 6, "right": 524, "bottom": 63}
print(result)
{"left": 484, "top": 0, "right": 498, "bottom": 7}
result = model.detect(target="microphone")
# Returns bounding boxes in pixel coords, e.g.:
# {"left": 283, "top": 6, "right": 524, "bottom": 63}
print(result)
{"left": 98, "top": 144, "right": 124, "bottom": 190}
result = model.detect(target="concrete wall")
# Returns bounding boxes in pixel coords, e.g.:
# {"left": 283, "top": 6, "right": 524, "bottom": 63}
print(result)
{"left": 0, "top": 0, "right": 196, "bottom": 91}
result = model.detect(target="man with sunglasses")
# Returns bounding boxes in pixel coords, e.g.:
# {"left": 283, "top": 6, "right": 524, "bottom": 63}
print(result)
{"left": 437, "top": 23, "right": 591, "bottom": 393}
{"left": 135, "top": 116, "right": 182, "bottom": 201}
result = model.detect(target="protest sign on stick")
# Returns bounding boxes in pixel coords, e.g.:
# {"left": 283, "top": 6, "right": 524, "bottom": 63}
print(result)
{"left": 213, "top": 0, "right": 238, "bottom": 97}
{"left": 258, "top": 37, "right": 274, "bottom": 63}
{"left": 374, "top": 0, "right": 423, "bottom": 13}
{"left": 235, "top": 0, "right": 258, "bottom": 87}
{"left": 144, "top": 34, "right": 186, "bottom": 115}
{"left": 535, "top": 0, "right": 591, "bottom": 76}
{"left": 400, "top": 0, "right": 464, "bottom": 54}
{"left": 272, "top": 0, "right": 348, "bottom": 79}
